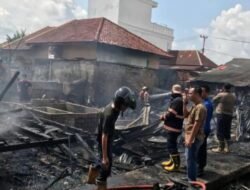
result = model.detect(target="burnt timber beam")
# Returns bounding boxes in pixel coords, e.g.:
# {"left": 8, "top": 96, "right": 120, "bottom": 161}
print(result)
{"left": 0, "top": 136, "right": 76, "bottom": 152}
{"left": 17, "top": 126, "right": 53, "bottom": 140}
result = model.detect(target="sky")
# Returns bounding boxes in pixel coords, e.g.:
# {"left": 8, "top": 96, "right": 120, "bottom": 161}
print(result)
{"left": 0, "top": 0, "right": 250, "bottom": 64}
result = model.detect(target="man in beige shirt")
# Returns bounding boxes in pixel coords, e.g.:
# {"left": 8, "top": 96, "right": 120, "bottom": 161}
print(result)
{"left": 183, "top": 86, "right": 207, "bottom": 182}
{"left": 212, "top": 83, "right": 236, "bottom": 153}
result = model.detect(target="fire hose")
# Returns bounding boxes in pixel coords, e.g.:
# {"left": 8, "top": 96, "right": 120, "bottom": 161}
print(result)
{"left": 107, "top": 180, "right": 206, "bottom": 190}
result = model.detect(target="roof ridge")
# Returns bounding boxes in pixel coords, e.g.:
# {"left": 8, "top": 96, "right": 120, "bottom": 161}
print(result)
{"left": 199, "top": 51, "right": 218, "bottom": 67}
{"left": 196, "top": 50, "right": 202, "bottom": 66}
{"left": 103, "top": 18, "right": 172, "bottom": 57}
{"left": 26, "top": 27, "right": 55, "bottom": 43}
{"left": 1, "top": 26, "right": 54, "bottom": 48}
{"left": 26, "top": 20, "right": 76, "bottom": 44}
{"left": 95, "top": 18, "right": 105, "bottom": 41}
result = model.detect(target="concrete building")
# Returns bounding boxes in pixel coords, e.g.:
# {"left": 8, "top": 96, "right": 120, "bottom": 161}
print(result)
{"left": 88, "top": 0, "right": 174, "bottom": 51}
{"left": 0, "top": 18, "right": 176, "bottom": 105}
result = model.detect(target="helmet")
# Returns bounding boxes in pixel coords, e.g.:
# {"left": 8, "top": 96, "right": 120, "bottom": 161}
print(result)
{"left": 114, "top": 86, "right": 136, "bottom": 110}
{"left": 142, "top": 86, "right": 148, "bottom": 91}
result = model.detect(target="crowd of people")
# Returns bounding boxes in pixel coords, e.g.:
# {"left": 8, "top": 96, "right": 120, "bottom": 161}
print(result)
{"left": 94, "top": 83, "right": 236, "bottom": 190}
{"left": 160, "top": 83, "right": 236, "bottom": 182}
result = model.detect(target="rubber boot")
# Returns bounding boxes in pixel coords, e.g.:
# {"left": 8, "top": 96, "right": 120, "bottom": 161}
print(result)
{"left": 96, "top": 184, "right": 107, "bottom": 190}
{"left": 161, "top": 155, "right": 173, "bottom": 166}
{"left": 164, "top": 154, "right": 180, "bottom": 172}
{"left": 224, "top": 140, "right": 230, "bottom": 153}
{"left": 212, "top": 140, "right": 224, "bottom": 153}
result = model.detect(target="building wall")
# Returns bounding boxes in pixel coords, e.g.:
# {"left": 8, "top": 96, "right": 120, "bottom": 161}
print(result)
{"left": 27, "top": 59, "right": 160, "bottom": 105}
{"left": 88, "top": 0, "right": 120, "bottom": 23}
{"left": 29, "top": 43, "right": 97, "bottom": 60}
{"left": 92, "top": 61, "right": 159, "bottom": 106}
{"left": 62, "top": 43, "right": 97, "bottom": 60}
{"left": 119, "top": 0, "right": 154, "bottom": 28}
{"left": 119, "top": 21, "right": 174, "bottom": 51}
{"left": 97, "top": 44, "right": 159, "bottom": 69}
{"left": 32, "top": 59, "right": 95, "bottom": 83}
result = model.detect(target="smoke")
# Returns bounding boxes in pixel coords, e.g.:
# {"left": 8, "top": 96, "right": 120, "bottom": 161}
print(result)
{"left": 0, "top": 116, "right": 17, "bottom": 134}
{"left": 0, "top": 104, "right": 26, "bottom": 135}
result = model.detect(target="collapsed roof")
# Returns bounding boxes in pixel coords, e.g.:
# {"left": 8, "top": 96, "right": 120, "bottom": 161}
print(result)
{"left": 193, "top": 58, "right": 250, "bottom": 87}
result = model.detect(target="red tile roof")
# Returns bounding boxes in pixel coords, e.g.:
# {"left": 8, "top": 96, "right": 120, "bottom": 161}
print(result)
{"left": 169, "top": 50, "right": 217, "bottom": 69}
{"left": 1, "top": 26, "right": 55, "bottom": 50}
{"left": 26, "top": 18, "right": 171, "bottom": 57}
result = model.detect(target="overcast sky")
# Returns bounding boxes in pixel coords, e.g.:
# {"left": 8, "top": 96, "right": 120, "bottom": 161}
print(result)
{"left": 0, "top": 0, "right": 249, "bottom": 64}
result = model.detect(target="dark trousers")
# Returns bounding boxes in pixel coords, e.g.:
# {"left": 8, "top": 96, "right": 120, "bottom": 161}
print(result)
{"left": 96, "top": 144, "right": 112, "bottom": 184}
{"left": 197, "top": 135, "right": 208, "bottom": 170}
{"left": 185, "top": 139, "right": 203, "bottom": 181}
{"left": 216, "top": 114, "right": 233, "bottom": 141}
{"left": 166, "top": 131, "right": 181, "bottom": 154}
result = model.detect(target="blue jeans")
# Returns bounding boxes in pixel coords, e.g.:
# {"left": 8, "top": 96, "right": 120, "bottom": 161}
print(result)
{"left": 185, "top": 139, "right": 203, "bottom": 181}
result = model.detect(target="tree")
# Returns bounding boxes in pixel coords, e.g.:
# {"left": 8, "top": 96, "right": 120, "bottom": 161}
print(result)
{"left": 6, "top": 29, "right": 26, "bottom": 43}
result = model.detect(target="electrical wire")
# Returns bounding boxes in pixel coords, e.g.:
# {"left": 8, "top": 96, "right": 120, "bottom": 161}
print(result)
{"left": 205, "top": 48, "right": 237, "bottom": 57}
{"left": 174, "top": 35, "right": 198, "bottom": 42}
{"left": 209, "top": 36, "right": 250, "bottom": 44}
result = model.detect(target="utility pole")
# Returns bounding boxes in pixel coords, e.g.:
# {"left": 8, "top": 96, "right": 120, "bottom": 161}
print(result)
{"left": 200, "top": 35, "right": 208, "bottom": 54}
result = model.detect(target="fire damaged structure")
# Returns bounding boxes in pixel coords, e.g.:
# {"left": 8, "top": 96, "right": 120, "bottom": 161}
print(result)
{"left": 0, "top": 18, "right": 250, "bottom": 190}
{"left": 0, "top": 17, "right": 178, "bottom": 106}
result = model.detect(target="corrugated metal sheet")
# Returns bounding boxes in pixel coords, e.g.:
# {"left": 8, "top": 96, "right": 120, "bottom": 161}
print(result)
{"left": 193, "top": 58, "right": 250, "bottom": 87}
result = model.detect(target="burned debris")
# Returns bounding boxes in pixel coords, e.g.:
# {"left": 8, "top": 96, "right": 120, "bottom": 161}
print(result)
{"left": 0, "top": 5, "right": 249, "bottom": 188}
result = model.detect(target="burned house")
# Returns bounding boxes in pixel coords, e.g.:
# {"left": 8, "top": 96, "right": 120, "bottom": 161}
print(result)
{"left": 160, "top": 50, "right": 217, "bottom": 83}
{"left": 0, "top": 18, "right": 174, "bottom": 106}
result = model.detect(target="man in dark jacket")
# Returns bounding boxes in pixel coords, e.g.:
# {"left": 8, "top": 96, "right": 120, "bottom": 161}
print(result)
{"left": 96, "top": 87, "right": 136, "bottom": 190}
{"left": 161, "top": 84, "right": 184, "bottom": 171}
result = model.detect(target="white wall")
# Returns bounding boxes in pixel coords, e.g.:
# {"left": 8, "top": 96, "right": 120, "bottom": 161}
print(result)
{"left": 120, "top": 21, "right": 174, "bottom": 50}
{"left": 88, "top": 0, "right": 120, "bottom": 23}
{"left": 119, "top": 0, "right": 153, "bottom": 28}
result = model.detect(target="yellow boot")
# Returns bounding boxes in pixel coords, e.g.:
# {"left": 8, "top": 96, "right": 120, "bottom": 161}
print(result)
{"left": 163, "top": 154, "right": 180, "bottom": 172}
{"left": 161, "top": 156, "right": 173, "bottom": 166}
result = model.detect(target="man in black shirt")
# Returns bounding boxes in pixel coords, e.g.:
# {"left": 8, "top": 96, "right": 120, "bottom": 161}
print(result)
{"left": 161, "top": 84, "right": 184, "bottom": 171}
{"left": 96, "top": 86, "right": 136, "bottom": 190}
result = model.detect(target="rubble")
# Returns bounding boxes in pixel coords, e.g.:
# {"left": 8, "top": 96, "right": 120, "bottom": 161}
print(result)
{"left": 236, "top": 94, "right": 250, "bottom": 141}
{"left": 0, "top": 90, "right": 249, "bottom": 190}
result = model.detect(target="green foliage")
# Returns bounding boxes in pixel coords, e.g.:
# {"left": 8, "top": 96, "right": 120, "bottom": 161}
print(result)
{"left": 6, "top": 29, "right": 26, "bottom": 42}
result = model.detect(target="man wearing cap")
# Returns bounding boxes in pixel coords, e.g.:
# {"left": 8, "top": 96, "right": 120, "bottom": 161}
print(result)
{"left": 161, "top": 84, "right": 184, "bottom": 171}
